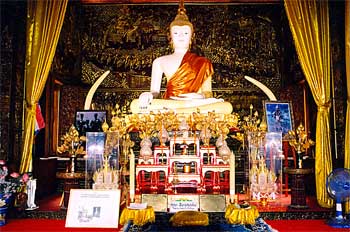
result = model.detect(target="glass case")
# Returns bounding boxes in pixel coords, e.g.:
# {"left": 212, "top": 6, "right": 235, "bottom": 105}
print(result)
{"left": 247, "top": 132, "right": 283, "bottom": 202}
{"left": 85, "top": 132, "right": 120, "bottom": 190}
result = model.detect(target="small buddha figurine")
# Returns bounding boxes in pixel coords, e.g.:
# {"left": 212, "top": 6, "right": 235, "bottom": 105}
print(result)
{"left": 139, "top": 137, "right": 153, "bottom": 163}
{"left": 180, "top": 143, "right": 188, "bottom": 155}
{"left": 130, "top": 1, "right": 232, "bottom": 114}
{"left": 179, "top": 119, "right": 189, "bottom": 138}
{"left": 258, "top": 160, "right": 268, "bottom": 192}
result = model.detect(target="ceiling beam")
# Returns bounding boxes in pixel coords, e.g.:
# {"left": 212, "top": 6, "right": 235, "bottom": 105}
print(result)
{"left": 80, "top": 0, "right": 280, "bottom": 5}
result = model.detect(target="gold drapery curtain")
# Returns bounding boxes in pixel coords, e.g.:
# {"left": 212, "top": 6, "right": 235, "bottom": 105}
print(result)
{"left": 345, "top": 0, "right": 350, "bottom": 215}
{"left": 20, "top": 0, "right": 68, "bottom": 173}
{"left": 284, "top": 0, "right": 333, "bottom": 207}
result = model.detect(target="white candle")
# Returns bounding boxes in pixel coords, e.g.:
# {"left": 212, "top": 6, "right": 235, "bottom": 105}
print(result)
{"left": 129, "top": 149, "right": 135, "bottom": 203}
{"left": 229, "top": 152, "right": 235, "bottom": 203}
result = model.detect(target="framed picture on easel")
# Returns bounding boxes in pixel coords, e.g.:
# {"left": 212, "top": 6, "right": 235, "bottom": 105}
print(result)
{"left": 263, "top": 101, "right": 294, "bottom": 138}
{"left": 74, "top": 110, "right": 107, "bottom": 136}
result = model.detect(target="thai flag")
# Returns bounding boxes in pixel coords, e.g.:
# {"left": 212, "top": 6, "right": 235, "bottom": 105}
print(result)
{"left": 34, "top": 103, "right": 45, "bottom": 135}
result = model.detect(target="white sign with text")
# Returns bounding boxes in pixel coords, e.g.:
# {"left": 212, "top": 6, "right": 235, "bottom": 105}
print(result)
{"left": 168, "top": 195, "right": 199, "bottom": 213}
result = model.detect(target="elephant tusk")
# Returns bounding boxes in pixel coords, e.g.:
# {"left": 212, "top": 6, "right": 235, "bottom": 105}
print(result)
{"left": 244, "top": 75, "right": 277, "bottom": 101}
{"left": 84, "top": 70, "right": 111, "bottom": 110}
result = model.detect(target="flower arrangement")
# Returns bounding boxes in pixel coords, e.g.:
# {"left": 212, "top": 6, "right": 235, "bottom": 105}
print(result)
{"left": 0, "top": 160, "right": 29, "bottom": 208}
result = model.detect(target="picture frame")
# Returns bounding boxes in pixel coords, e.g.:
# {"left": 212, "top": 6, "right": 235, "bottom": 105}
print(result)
{"left": 75, "top": 110, "right": 107, "bottom": 136}
{"left": 263, "top": 101, "right": 294, "bottom": 138}
{"left": 65, "top": 189, "right": 121, "bottom": 228}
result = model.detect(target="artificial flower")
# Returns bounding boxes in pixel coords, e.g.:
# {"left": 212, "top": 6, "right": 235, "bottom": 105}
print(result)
{"left": 0, "top": 160, "right": 30, "bottom": 207}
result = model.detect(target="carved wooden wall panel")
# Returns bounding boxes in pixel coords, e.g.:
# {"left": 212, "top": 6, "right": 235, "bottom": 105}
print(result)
{"left": 0, "top": 1, "right": 347, "bottom": 163}
{"left": 52, "top": 2, "right": 347, "bottom": 163}
{"left": 78, "top": 5, "right": 282, "bottom": 91}
{"left": 59, "top": 86, "right": 86, "bottom": 139}
{"left": 0, "top": 2, "right": 26, "bottom": 164}
{"left": 55, "top": 3, "right": 285, "bottom": 138}
{"left": 329, "top": 1, "right": 347, "bottom": 160}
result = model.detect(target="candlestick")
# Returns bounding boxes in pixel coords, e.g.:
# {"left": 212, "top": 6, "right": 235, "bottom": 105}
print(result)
{"left": 229, "top": 152, "right": 235, "bottom": 203}
{"left": 129, "top": 149, "right": 135, "bottom": 203}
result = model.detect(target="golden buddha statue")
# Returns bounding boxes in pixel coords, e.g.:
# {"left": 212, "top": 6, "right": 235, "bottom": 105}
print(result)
{"left": 130, "top": 1, "right": 232, "bottom": 114}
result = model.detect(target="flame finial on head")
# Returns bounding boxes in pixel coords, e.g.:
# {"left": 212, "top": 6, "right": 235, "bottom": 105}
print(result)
{"left": 170, "top": 0, "right": 193, "bottom": 32}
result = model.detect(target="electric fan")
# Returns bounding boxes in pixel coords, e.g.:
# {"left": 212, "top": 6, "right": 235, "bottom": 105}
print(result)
{"left": 326, "top": 168, "right": 350, "bottom": 228}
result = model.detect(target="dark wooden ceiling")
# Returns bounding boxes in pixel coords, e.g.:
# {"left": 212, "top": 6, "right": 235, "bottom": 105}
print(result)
{"left": 80, "top": 0, "right": 280, "bottom": 4}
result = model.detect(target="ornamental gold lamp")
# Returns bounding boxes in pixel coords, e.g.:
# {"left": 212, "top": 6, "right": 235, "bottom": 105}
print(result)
{"left": 57, "top": 125, "right": 86, "bottom": 173}
{"left": 288, "top": 123, "right": 315, "bottom": 169}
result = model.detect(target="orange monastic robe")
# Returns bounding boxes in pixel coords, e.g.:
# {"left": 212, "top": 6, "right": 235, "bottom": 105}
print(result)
{"left": 163, "top": 52, "right": 214, "bottom": 99}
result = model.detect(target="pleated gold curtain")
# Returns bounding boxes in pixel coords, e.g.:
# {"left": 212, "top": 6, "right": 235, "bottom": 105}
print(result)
{"left": 345, "top": 0, "right": 350, "bottom": 215}
{"left": 20, "top": 0, "right": 68, "bottom": 173}
{"left": 284, "top": 0, "right": 333, "bottom": 208}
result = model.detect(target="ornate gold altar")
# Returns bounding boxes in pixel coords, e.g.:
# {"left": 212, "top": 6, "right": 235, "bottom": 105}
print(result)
{"left": 78, "top": 105, "right": 269, "bottom": 211}
{"left": 128, "top": 111, "right": 240, "bottom": 200}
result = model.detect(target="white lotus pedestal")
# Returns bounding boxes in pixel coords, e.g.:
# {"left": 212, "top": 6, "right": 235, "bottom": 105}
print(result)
{"left": 284, "top": 167, "right": 313, "bottom": 209}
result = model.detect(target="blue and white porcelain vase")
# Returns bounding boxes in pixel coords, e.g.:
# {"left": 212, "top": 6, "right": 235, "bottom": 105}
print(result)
{"left": 0, "top": 206, "right": 8, "bottom": 226}
{"left": 0, "top": 193, "right": 12, "bottom": 226}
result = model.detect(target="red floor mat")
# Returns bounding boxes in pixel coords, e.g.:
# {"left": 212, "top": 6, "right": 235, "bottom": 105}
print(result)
{"left": 266, "top": 219, "right": 350, "bottom": 232}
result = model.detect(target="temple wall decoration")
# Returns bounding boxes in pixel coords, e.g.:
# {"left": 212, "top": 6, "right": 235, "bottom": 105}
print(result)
{"left": 0, "top": 1, "right": 346, "bottom": 163}
{"left": 54, "top": 4, "right": 286, "bottom": 139}
{"left": 0, "top": 2, "right": 26, "bottom": 163}
{"left": 79, "top": 4, "right": 283, "bottom": 92}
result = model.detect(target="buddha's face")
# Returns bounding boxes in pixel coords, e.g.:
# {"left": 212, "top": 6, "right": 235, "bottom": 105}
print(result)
{"left": 170, "top": 25, "right": 192, "bottom": 50}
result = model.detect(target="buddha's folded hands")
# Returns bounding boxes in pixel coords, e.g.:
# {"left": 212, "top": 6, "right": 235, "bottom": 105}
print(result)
{"left": 178, "top": 93, "right": 204, "bottom": 99}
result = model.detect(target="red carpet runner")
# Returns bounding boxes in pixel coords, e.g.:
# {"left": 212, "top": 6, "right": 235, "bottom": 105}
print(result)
{"left": 1, "top": 219, "right": 349, "bottom": 232}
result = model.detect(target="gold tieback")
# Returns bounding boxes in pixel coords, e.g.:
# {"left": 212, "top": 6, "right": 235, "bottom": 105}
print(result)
{"left": 318, "top": 101, "right": 331, "bottom": 112}
{"left": 26, "top": 103, "right": 37, "bottom": 117}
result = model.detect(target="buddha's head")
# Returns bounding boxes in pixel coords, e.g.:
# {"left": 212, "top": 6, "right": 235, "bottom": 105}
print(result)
{"left": 169, "top": 2, "right": 194, "bottom": 50}
{"left": 170, "top": 4, "right": 193, "bottom": 33}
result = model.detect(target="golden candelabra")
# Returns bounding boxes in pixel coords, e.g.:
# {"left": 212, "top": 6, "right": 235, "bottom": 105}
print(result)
{"left": 288, "top": 123, "right": 315, "bottom": 168}
{"left": 57, "top": 125, "right": 86, "bottom": 172}
{"left": 241, "top": 104, "right": 262, "bottom": 132}
{"left": 234, "top": 104, "right": 265, "bottom": 151}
